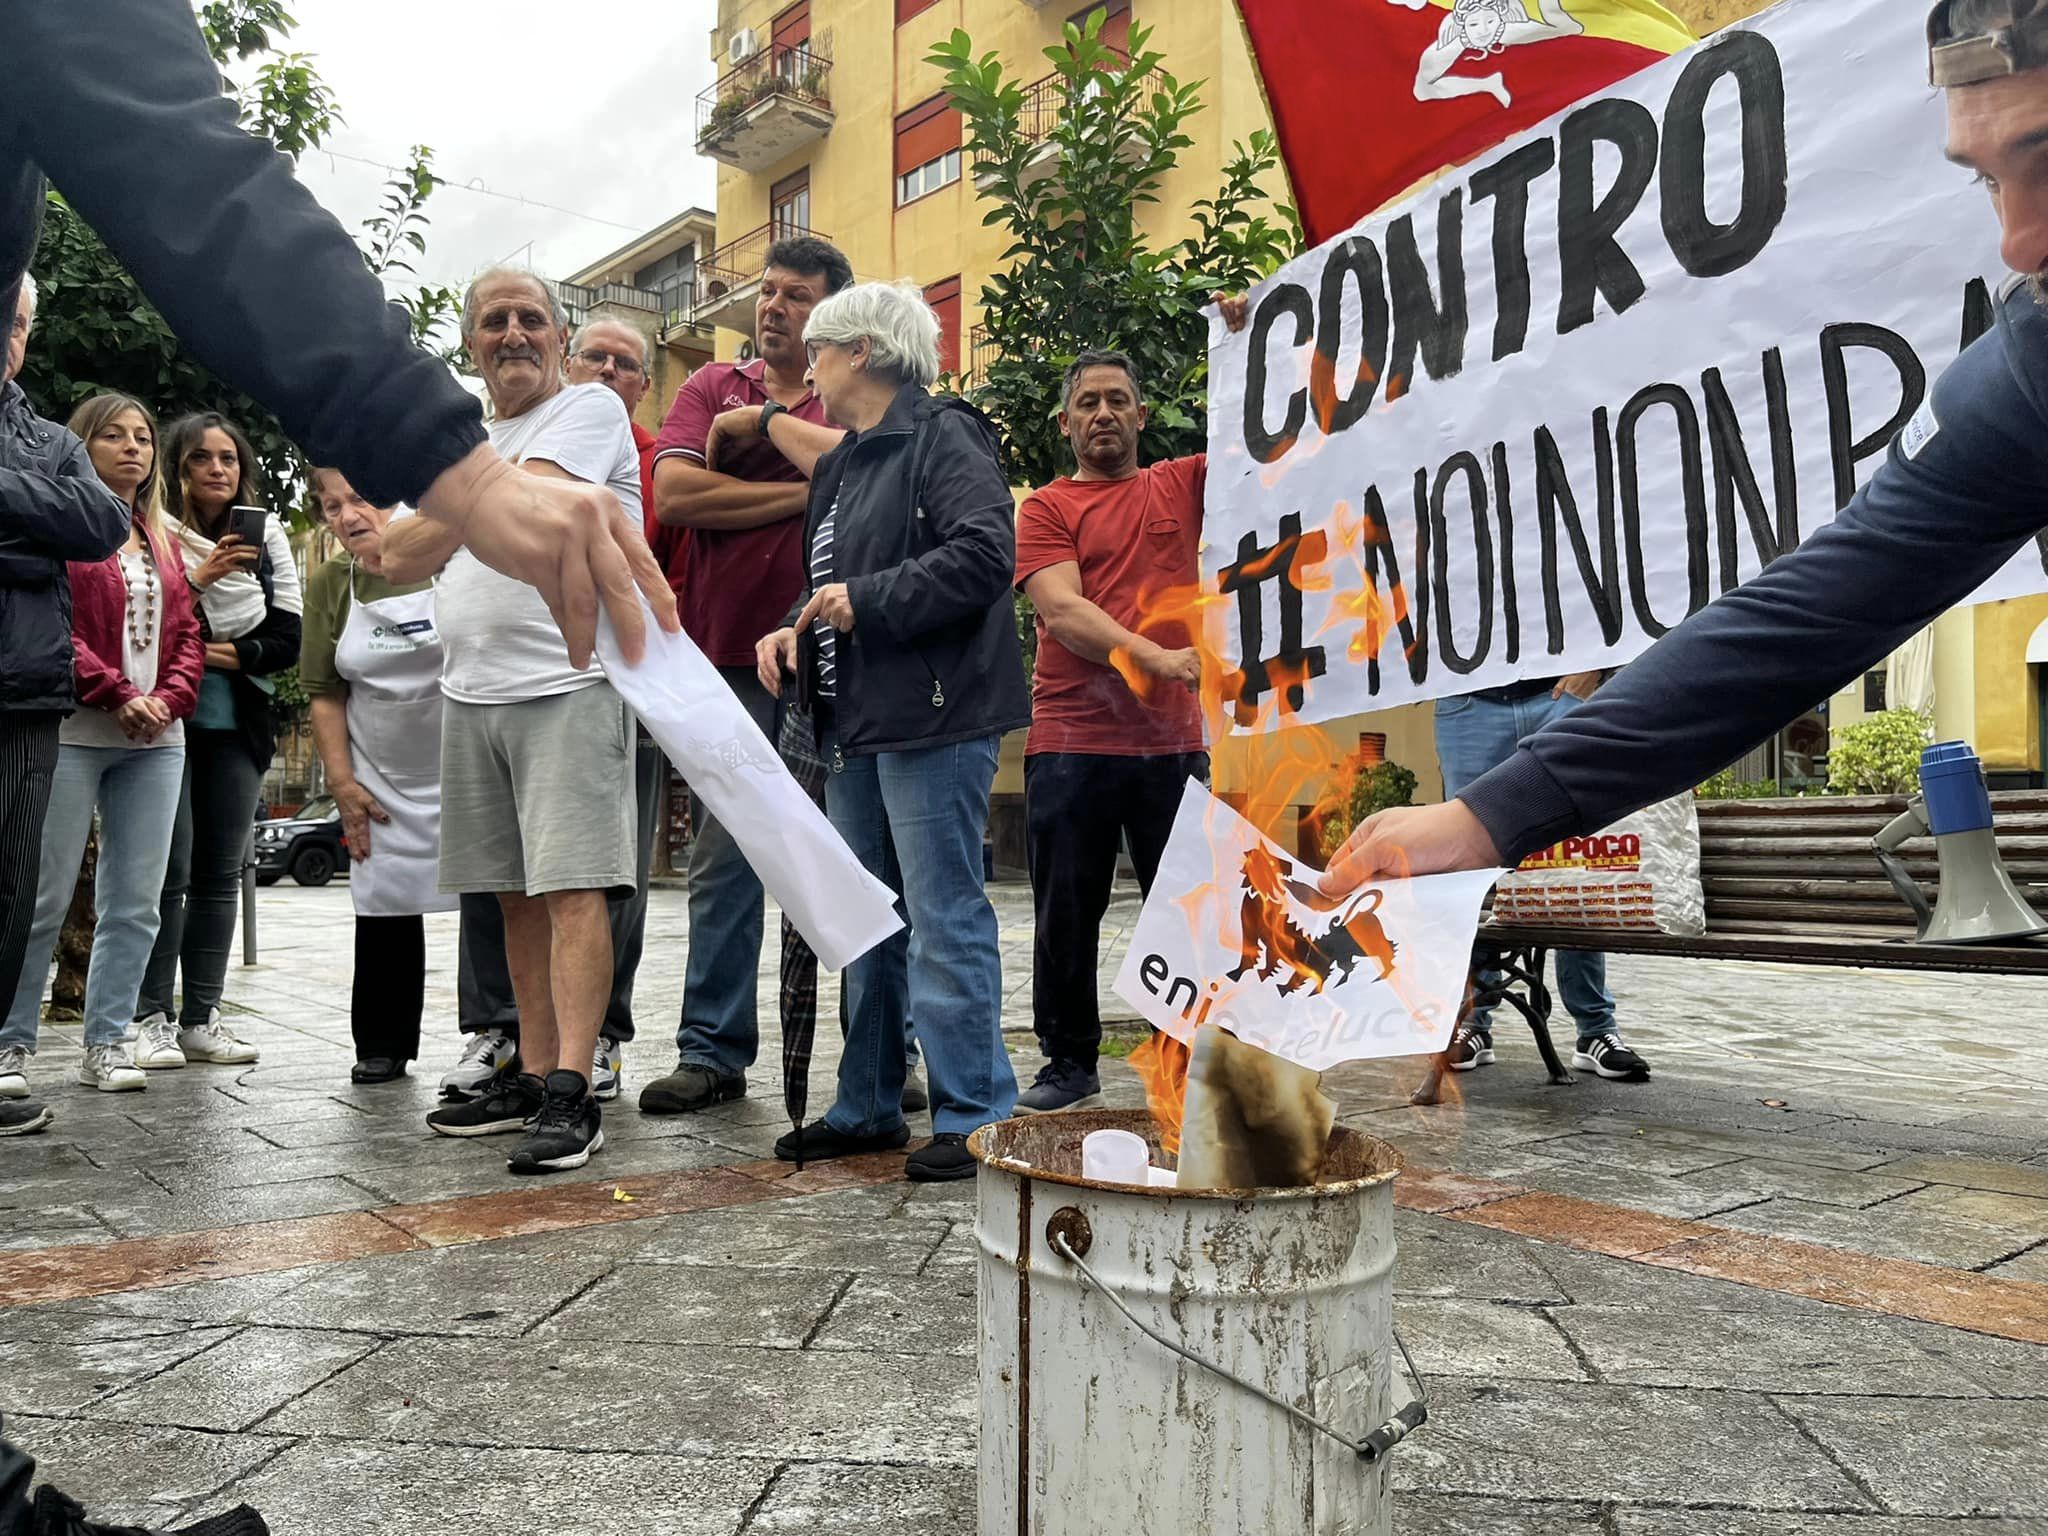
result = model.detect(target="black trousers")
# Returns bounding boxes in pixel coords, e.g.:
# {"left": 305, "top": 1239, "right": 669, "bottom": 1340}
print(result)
{"left": 1025, "top": 749, "right": 1208, "bottom": 1066}
{"left": 455, "top": 727, "right": 667, "bottom": 1045}
{"left": 0, "top": 713, "right": 60, "bottom": 1027}
{"left": 352, "top": 913, "right": 425, "bottom": 1062}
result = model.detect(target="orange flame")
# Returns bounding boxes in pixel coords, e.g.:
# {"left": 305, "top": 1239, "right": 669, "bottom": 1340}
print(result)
{"left": 1129, "top": 1030, "right": 1190, "bottom": 1156}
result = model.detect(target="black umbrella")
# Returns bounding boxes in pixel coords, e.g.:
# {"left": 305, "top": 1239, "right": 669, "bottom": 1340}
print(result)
{"left": 776, "top": 706, "right": 831, "bottom": 1169}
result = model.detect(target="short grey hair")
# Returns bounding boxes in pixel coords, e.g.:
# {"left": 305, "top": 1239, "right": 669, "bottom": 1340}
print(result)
{"left": 16, "top": 272, "right": 36, "bottom": 321}
{"left": 569, "top": 316, "right": 649, "bottom": 361}
{"left": 461, "top": 267, "right": 568, "bottom": 339}
{"left": 802, "top": 281, "right": 941, "bottom": 389}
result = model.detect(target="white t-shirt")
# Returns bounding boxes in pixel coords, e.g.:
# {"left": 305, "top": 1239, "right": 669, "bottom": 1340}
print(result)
{"left": 430, "top": 384, "right": 642, "bottom": 705}
{"left": 62, "top": 546, "right": 186, "bottom": 751}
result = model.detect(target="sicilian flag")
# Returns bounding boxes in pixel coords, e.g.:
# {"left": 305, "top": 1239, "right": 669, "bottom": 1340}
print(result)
{"left": 1240, "top": 0, "right": 1697, "bottom": 244}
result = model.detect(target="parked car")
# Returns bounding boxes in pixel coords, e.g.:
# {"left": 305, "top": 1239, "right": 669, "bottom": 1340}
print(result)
{"left": 252, "top": 795, "right": 347, "bottom": 887}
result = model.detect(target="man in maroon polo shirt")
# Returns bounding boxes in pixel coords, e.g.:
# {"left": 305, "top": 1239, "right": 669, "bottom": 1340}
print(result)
{"left": 638, "top": 234, "right": 853, "bottom": 1115}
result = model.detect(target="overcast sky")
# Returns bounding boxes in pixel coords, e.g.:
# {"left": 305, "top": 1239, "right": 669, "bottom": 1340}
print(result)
{"left": 286, "top": 0, "right": 721, "bottom": 294}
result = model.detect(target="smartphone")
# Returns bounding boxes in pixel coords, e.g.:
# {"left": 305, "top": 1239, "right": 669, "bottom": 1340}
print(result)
{"left": 227, "top": 504, "right": 268, "bottom": 550}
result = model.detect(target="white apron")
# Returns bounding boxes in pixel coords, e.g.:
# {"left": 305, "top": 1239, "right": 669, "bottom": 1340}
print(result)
{"left": 334, "top": 564, "right": 456, "bottom": 917}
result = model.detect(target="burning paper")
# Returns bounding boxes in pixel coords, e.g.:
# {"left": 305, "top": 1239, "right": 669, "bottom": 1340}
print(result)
{"left": 1113, "top": 781, "right": 1502, "bottom": 1071}
{"left": 1176, "top": 1024, "right": 1334, "bottom": 1190}
{"left": 597, "top": 602, "right": 903, "bottom": 972}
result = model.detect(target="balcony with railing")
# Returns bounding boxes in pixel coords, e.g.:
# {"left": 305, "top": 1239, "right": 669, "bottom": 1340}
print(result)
{"left": 695, "top": 35, "right": 835, "bottom": 172}
{"left": 969, "top": 323, "right": 998, "bottom": 385}
{"left": 689, "top": 222, "right": 827, "bottom": 337}
{"left": 555, "top": 281, "right": 664, "bottom": 331}
{"left": 971, "top": 62, "right": 1164, "bottom": 193}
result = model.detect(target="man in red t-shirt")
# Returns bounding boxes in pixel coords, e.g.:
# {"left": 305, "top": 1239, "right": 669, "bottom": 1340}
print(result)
{"left": 638, "top": 235, "right": 853, "bottom": 1117}
{"left": 1012, "top": 348, "right": 1219, "bottom": 1113}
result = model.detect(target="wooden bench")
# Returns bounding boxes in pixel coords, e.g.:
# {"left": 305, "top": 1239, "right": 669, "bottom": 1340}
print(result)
{"left": 1411, "top": 790, "right": 2048, "bottom": 1104}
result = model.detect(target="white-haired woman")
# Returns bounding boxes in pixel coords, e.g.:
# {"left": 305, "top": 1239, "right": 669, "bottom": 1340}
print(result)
{"left": 754, "top": 281, "right": 1029, "bottom": 1182}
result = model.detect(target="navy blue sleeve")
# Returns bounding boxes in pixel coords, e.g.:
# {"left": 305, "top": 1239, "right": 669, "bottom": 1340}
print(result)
{"left": 1462, "top": 291, "right": 2048, "bottom": 864}
{"left": 0, "top": 417, "right": 129, "bottom": 565}
{"left": 0, "top": 0, "right": 487, "bottom": 510}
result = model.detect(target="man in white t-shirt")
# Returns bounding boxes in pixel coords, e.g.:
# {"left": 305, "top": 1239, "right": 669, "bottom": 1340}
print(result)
{"left": 383, "top": 267, "right": 640, "bottom": 1175}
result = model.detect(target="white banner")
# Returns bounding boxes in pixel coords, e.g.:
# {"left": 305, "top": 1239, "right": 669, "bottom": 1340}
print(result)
{"left": 1203, "top": 0, "right": 2040, "bottom": 730}
{"left": 1112, "top": 781, "right": 1502, "bottom": 1070}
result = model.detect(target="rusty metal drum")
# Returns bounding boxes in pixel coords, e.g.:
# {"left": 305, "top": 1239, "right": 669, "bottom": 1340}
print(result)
{"left": 970, "top": 1109, "right": 1404, "bottom": 1536}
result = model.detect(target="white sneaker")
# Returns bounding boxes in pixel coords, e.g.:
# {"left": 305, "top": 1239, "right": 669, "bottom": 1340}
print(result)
{"left": 0, "top": 1045, "right": 30, "bottom": 1099}
{"left": 592, "top": 1039, "right": 623, "bottom": 1102}
{"left": 441, "top": 1028, "right": 516, "bottom": 1100}
{"left": 177, "top": 1009, "right": 260, "bottom": 1065}
{"left": 133, "top": 1017, "right": 188, "bottom": 1071}
{"left": 129, "top": 1010, "right": 169, "bottom": 1046}
{"left": 78, "top": 1044, "right": 146, "bottom": 1092}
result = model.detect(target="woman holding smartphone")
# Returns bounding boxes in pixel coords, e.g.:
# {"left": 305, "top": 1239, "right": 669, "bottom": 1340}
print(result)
{"left": 133, "top": 413, "right": 301, "bottom": 1072}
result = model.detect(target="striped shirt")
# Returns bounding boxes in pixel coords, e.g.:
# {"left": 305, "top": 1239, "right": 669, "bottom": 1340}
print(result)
{"left": 810, "top": 494, "right": 839, "bottom": 699}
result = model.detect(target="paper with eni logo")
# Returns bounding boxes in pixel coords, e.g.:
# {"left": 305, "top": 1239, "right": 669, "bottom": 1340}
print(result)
{"left": 1113, "top": 780, "right": 1502, "bottom": 1071}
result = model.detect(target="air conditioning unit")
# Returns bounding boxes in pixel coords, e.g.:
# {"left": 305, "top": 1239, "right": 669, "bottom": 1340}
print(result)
{"left": 727, "top": 27, "right": 759, "bottom": 65}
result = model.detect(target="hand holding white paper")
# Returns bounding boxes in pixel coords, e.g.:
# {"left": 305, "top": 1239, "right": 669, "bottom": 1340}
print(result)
{"left": 1113, "top": 782, "right": 1502, "bottom": 1071}
{"left": 595, "top": 600, "right": 903, "bottom": 972}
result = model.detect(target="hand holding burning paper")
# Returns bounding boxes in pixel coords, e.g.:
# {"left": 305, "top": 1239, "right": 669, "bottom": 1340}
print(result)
{"left": 1113, "top": 781, "right": 1502, "bottom": 1072}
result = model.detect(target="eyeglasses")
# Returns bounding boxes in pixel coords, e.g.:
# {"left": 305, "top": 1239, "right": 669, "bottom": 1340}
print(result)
{"left": 805, "top": 339, "right": 851, "bottom": 367}
{"left": 572, "top": 347, "right": 645, "bottom": 377}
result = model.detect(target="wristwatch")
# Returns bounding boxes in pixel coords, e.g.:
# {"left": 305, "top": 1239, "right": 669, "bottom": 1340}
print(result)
{"left": 758, "top": 399, "right": 788, "bottom": 437}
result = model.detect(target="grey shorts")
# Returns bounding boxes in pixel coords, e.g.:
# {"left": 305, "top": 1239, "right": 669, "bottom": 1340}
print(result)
{"left": 439, "top": 684, "right": 638, "bottom": 897}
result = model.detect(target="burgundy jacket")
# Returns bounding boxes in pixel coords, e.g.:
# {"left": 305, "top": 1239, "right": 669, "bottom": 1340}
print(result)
{"left": 66, "top": 524, "right": 205, "bottom": 720}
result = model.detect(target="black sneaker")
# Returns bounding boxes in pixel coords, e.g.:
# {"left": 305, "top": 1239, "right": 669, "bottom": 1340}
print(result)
{"left": 906, "top": 1132, "right": 977, "bottom": 1182}
{"left": 1573, "top": 1032, "right": 1650, "bottom": 1082}
{"left": 0, "top": 1098, "right": 53, "bottom": 1137}
{"left": 426, "top": 1072, "right": 544, "bottom": 1137}
{"left": 639, "top": 1059, "right": 746, "bottom": 1115}
{"left": 1014, "top": 1059, "right": 1102, "bottom": 1114}
{"left": 773, "top": 1120, "right": 912, "bottom": 1162}
{"left": 1448, "top": 1022, "right": 1495, "bottom": 1072}
{"left": 31, "top": 1483, "right": 273, "bottom": 1534}
{"left": 508, "top": 1070, "right": 604, "bottom": 1175}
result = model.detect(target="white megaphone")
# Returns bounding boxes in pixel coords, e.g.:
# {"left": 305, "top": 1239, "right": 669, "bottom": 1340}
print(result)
{"left": 1871, "top": 741, "right": 2048, "bottom": 945}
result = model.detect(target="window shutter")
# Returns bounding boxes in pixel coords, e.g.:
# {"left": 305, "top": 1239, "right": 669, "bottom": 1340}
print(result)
{"left": 924, "top": 276, "right": 962, "bottom": 376}
{"left": 894, "top": 95, "right": 962, "bottom": 177}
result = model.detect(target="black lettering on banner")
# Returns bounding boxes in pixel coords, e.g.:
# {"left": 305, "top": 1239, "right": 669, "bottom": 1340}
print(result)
{"left": 1361, "top": 481, "right": 1432, "bottom": 693}
{"left": 1312, "top": 237, "right": 1391, "bottom": 435}
{"left": 1140, "top": 953, "right": 1169, "bottom": 995}
{"left": 1164, "top": 974, "right": 1197, "bottom": 1017}
{"left": 1819, "top": 322, "right": 1926, "bottom": 510}
{"left": 1490, "top": 440, "right": 1521, "bottom": 665}
{"left": 1429, "top": 451, "right": 1493, "bottom": 674}
{"left": 1470, "top": 138, "right": 1556, "bottom": 362}
{"left": 1961, "top": 276, "right": 1995, "bottom": 349}
{"left": 1387, "top": 191, "right": 1469, "bottom": 392}
{"left": 1659, "top": 32, "right": 1788, "bottom": 279}
{"left": 1534, "top": 419, "right": 1624, "bottom": 652}
{"left": 1216, "top": 513, "right": 1330, "bottom": 721}
{"left": 1557, "top": 98, "right": 1659, "bottom": 334}
{"left": 1702, "top": 353, "right": 1797, "bottom": 590}
{"left": 1618, "top": 383, "right": 1709, "bottom": 636}
{"left": 1244, "top": 284, "right": 1313, "bottom": 462}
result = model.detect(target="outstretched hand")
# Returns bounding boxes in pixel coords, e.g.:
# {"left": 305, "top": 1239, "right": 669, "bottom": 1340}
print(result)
{"left": 1319, "top": 800, "right": 1503, "bottom": 897}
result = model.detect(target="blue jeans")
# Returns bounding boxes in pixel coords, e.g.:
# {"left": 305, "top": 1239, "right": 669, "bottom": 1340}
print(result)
{"left": 1435, "top": 690, "right": 1616, "bottom": 1041}
{"left": 3, "top": 744, "right": 186, "bottom": 1050}
{"left": 672, "top": 666, "right": 783, "bottom": 1077}
{"left": 824, "top": 733, "right": 1016, "bottom": 1138}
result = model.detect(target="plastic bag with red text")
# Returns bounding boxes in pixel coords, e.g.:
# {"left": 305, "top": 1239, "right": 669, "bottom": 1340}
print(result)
{"left": 1489, "top": 794, "right": 1706, "bottom": 937}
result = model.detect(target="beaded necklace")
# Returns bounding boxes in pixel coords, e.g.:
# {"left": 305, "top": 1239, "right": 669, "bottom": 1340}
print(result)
{"left": 123, "top": 536, "right": 158, "bottom": 653}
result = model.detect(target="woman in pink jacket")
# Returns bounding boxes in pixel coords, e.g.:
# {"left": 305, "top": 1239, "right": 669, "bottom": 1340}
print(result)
{"left": 0, "top": 394, "right": 203, "bottom": 1099}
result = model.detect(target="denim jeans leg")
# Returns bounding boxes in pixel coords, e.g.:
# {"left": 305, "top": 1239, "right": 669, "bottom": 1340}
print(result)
{"left": 878, "top": 736, "right": 1015, "bottom": 1137}
{"left": 673, "top": 666, "right": 779, "bottom": 1077}
{"left": 1517, "top": 690, "right": 1617, "bottom": 1039}
{"left": 0, "top": 746, "right": 103, "bottom": 1052}
{"left": 602, "top": 728, "right": 666, "bottom": 1046}
{"left": 84, "top": 747, "right": 187, "bottom": 1048}
{"left": 136, "top": 749, "right": 194, "bottom": 1020}
{"left": 823, "top": 746, "right": 910, "bottom": 1137}
{"left": 1433, "top": 694, "right": 1527, "bottom": 1031}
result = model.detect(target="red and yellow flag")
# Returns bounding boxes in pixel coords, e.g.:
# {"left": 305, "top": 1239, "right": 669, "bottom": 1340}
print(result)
{"left": 1240, "top": 0, "right": 1697, "bottom": 244}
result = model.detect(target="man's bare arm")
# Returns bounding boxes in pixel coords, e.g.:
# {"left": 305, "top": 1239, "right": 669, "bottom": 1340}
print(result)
{"left": 655, "top": 457, "right": 809, "bottom": 531}
{"left": 1024, "top": 562, "right": 1202, "bottom": 691}
{"left": 379, "top": 516, "right": 464, "bottom": 583}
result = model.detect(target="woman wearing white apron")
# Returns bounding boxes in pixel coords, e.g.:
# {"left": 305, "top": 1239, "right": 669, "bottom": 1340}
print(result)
{"left": 301, "top": 471, "right": 456, "bottom": 1084}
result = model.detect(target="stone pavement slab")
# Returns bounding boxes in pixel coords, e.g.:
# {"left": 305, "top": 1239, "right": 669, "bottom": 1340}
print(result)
{"left": 535, "top": 1260, "right": 848, "bottom": 1349}
{"left": 807, "top": 1273, "right": 979, "bottom": 1356}
{"left": 0, "top": 1415, "right": 288, "bottom": 1531}
{"left": 0, "top": 1329, "right": 232, "bottom": 1417}
{"left": 1387, "top": 1298, "right": 1589, "bottom": 1382}
{"left": 1779, "top": 1395, "right": 2048, "bottom": 1516}
{"left": 239, "top": 1243, "right": 614, "bottom": 1337}
{"left": 81, "top": 1325, "right": 383, "bottom": 1432}
{"left": 746, "top": 1462, "right": 977, "bottom": 1535}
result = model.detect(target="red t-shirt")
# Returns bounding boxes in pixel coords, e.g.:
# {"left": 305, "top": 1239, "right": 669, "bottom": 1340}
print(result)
{"left": 1015, "top": 455, "right": 1208, "bottom": 757}
{"left": 652, "top": 359, "right": 827, "bottom": 666}
{"left": 634, "top": 422, "right": 692, "bottom": 600}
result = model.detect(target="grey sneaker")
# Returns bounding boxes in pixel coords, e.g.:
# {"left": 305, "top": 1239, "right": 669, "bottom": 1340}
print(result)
{"left": 0, "top": 1098, "right": 53, "bottom": 1136}
{"left": 179, "top": 1009, "right": 259, "bottom": 1065}
{"left": 0, "top": 1044, "right": 29, "bottom": 1099}
{"left": 1015, "top": 1059, "right": 1102, "bottom": 1114}
{"left": 592, "top": 1038, "right": 623, "bottom": 1102}
{"left": 639, "top": 1060, "right": 746, "bottom": 1115}
{"left": 78, "top": 1044, "right": 147, "bottom": 1092}
{"left": 133, "top": 1016, "right": 187, "bottom": 1070}
{"left": 440, "top": 1027, "right": 516, "bottom": 1100}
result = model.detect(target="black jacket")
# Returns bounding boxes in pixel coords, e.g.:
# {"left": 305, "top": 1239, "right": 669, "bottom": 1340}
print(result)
{"left": 1464, "top": 279, "right": 2048, "bottom": 863}
{"left": 793, "top": 388, "right": 1031, "bottom": 756}
{"left": 1, "top": 1, "right": 486, "bottom": 511}
{"left": 0, "top": 380, "right": 130, "bottom": 712}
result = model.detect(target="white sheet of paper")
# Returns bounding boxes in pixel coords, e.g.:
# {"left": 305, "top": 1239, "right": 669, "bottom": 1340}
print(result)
{"left": 597, "top": 603, "right": 903, "bottom": 973}
{"left": 1113, "top": 781, "right": 1503, "bottom": 1071}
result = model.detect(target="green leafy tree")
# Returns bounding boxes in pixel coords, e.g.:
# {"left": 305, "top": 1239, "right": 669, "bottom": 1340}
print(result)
{"left": 929, "top": 11, "right": 1303, "bottom": 489}
{"left": 19, "top": 1, "right": 460, "bottom": 518}
{"left": 1829, "top": 708, "right": 1935, "bottom": 796}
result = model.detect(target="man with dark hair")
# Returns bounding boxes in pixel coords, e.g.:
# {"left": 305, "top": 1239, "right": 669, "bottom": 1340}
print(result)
{"left": 639, "top": 235, "right": 856, "bottom": 1116}
{"left": 1324, "top": 1, "right": 2048, "bottom": 905}
{"left": 1012, "top": 317, "right": 1246, "bottom": 1112}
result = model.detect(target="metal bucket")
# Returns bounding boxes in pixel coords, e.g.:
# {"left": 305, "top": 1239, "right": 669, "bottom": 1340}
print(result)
{"left": 970, "top": 1109, "right": 1407, "bottom": 1536}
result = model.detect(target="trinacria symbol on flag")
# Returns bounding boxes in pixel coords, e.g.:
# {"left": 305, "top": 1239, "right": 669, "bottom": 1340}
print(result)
{"left": 1392, "top": 0, "right": 1589, "bottom": 108}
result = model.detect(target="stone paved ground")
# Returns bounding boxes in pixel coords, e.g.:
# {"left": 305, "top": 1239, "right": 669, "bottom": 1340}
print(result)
{"left": 4, "top": 879, "right": 2048, "bottom": 1533}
